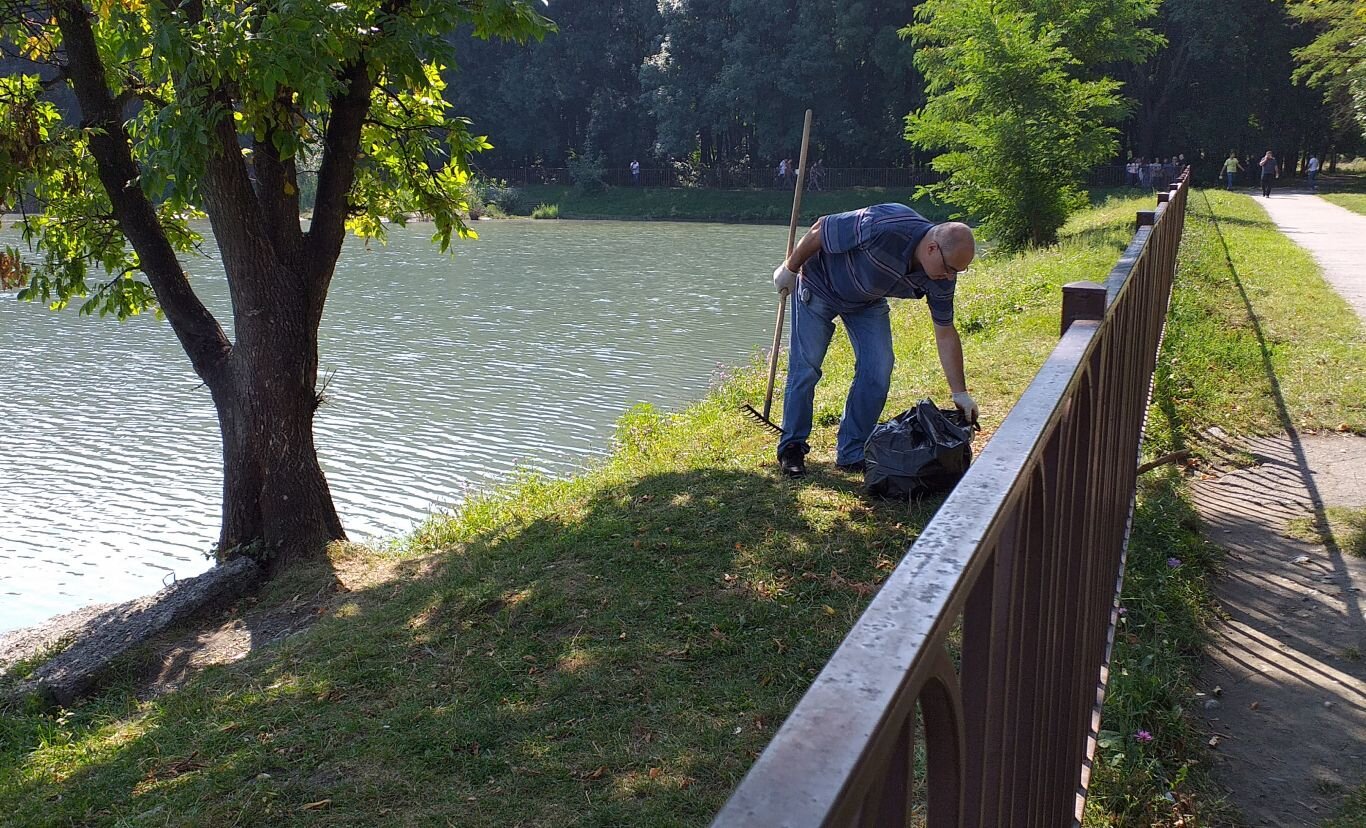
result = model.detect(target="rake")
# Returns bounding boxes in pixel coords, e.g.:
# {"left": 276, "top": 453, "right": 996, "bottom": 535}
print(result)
{"left": 743, "top": 108, "right": 813, "bottom": 437}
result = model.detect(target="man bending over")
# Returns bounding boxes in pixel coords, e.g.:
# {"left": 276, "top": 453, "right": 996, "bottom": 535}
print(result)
{"left": 771, "top": 204, "right": 978, "bottom": 477}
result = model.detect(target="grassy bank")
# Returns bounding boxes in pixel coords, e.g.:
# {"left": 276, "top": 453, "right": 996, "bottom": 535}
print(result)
{"left": 499, "top": 185, "right": 956, "bottom": 224}
{"left": 3, "top": 190, "right": 1361, "bottom": 826}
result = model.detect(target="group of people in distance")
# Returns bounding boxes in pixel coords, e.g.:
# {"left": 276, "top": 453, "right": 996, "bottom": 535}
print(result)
{"left": 1220, "top": 150, "right": 1321, "bottom": 196}
{"left": 775, "top": 158, "right": 825, "bottom": 190}
{"left": 1126, "top": 155, "right": 1186, "bottom": 189}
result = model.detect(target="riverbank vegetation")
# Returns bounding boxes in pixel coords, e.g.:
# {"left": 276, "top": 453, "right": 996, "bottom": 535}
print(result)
{"left": 479, "top": 184, "right": 955, "bottom": 224}
{"left": 0, "top": 0, "right": 554, "bottom": 572}
{"left": 6, "top": 190, "right": 1362, "bottom": 825}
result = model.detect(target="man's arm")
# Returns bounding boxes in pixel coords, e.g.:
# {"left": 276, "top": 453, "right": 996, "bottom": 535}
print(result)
{"left": 934, "top": 322, "right": 967, "bottom": 392}
{"left": 784, "top": 217, "right": 825, "bottom": 271}
{"left": 935, "top": 322, "right": 980, "bottom": 423}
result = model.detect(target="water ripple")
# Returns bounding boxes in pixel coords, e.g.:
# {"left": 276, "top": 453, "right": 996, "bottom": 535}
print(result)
{"left": 0, "top": 218, "right": 785, "bottom": 630}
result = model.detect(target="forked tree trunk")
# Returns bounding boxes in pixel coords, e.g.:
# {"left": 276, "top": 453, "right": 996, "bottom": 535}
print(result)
{"left": 209, "top": 264, "right": 346, "bottom": 570}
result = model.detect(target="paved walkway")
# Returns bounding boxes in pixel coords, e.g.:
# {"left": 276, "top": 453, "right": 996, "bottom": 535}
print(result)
{"left": 1190, "top": 191, "right": 1366, "bottom": 825}
{"left": 1255, "top": 192, "right": 1366, "bottom": 314}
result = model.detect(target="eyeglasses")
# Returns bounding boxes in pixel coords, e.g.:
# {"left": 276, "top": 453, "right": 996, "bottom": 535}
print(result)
{"left": 933, "top": 233, "right": 962, "bottom": 278}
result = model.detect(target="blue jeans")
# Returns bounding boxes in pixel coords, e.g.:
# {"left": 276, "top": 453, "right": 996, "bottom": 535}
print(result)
{"left": 1308, "top": 170, "right": 1318, "bottom": 191}
{"left": 1225, "top": 171, "right": 1235, "bottom": 189}
{"left": 779, "top": 287, "right": 894, "bottom": 465}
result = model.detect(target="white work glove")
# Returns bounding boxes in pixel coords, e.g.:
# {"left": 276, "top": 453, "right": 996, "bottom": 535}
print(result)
{"left": 772, "top": 264, "right": 799, "bottom": 295}
{"left": 952, "top": 390, "right": 979, "bottom": 425}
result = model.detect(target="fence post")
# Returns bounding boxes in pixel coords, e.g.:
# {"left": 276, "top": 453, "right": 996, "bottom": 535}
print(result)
{"left": 1136, "top": 210, "right": 1156, "bottom": 231}
{"left": 1060, "top": 282, "right": 1107, "bottom": 335}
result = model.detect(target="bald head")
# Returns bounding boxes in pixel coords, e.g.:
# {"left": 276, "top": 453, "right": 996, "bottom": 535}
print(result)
{"left": 917, "top": 221, "right": 976, "bottom": 280}
{"left": 935, "top": 222, "right": 975, "bottom": 262}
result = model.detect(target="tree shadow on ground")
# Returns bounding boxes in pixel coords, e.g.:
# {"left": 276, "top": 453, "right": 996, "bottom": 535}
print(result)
{"left": 0, "top": 464, "right": 945, "bottom": 826}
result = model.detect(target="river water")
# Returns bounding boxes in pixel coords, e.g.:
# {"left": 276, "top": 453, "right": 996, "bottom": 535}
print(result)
{"left": 0, "top": 219, "right": 787, "bottom": 632}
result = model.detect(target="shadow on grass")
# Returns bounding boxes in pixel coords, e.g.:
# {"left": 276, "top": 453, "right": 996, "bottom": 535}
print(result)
{"left": 0, "top": 465, "right": 943, "bottom": 826}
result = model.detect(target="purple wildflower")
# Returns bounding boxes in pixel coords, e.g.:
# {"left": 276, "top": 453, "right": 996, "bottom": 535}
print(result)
{"left": 1134, "top": 730, "right": 1154, "bottom": 744}
{"left": 1166, "top": 557, "right": 1182, "bottom": 568}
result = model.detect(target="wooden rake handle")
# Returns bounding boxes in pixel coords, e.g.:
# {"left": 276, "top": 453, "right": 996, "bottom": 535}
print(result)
{"left": 761, "top": 109, "right": 814, "bottom": 423}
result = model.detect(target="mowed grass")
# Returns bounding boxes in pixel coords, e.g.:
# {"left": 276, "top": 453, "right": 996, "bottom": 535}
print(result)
{"left": 3, "top": 188, "right": 1361, "bottom": 827}
{"left": 1321, "top": 193, "right": 1366, "bottom": 216}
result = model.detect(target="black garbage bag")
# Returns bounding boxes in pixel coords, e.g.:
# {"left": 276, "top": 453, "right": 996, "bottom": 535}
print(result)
{"left": 863, "top": 399, "right": 976, "bottom": 499}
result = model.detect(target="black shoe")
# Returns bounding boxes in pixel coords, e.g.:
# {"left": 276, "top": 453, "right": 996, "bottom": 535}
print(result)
{"left": 835, "top": 459, "right": 866, "bottom": 473}
{"left": 777, "top": 444, "right": 807, "bottom": 477}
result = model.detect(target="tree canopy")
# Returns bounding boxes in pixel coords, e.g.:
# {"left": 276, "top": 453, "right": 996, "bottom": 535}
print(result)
{"left": 905, "top": 0, "right": 1158, "bottom": 249}
{"left": 1288, "top": 0, "right": 1366, "bottom": 148}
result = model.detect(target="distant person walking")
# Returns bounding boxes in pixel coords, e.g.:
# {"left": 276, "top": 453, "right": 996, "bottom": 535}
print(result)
{"left": 1307, "top": 154, "right": 1320, "bottom": 193}
{"left": 1259, "top": 151, "right": 1279, "bottom": 197}
{"left": 630, "top": 159, "right": 641, "bottom": 186}
{"left": 809, "top": 159, "right": 825, "bottom": 191}
{"left": 1222, "top": 152, "right": 1245, "bottom": 190}
{"left": 776, "top": 158, "right": 789, "bottom": 188}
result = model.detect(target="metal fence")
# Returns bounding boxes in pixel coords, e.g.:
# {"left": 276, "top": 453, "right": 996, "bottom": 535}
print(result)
{"left": 472, "top": 165, "right": 1133, "bottom": 192}
{"left": 712, "top": 170, "right": 1191, "bottom": 827}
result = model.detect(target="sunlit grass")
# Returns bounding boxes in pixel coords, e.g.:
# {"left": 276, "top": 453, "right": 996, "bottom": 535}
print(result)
{"left": 1322, "top": 193, "right": 1366, "bottom": 217}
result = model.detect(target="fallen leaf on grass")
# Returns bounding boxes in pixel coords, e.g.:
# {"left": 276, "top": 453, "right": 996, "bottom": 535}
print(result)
{"left": 300, "top": 800, "right": 332, "bottom": 811}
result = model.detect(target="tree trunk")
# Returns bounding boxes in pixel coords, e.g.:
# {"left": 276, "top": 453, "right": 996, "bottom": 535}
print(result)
{"left": 212, "top": 295, "right": 345, "bottom": 570}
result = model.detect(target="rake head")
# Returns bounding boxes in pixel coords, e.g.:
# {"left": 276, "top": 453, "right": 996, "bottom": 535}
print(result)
{"left": 741, "top": 404, "right": 783, "bottom": 436}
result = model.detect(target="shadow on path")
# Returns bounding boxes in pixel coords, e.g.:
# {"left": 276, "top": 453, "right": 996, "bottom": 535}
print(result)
{"left": 1191, "top": 191, "right": 1366, "bottom": 826}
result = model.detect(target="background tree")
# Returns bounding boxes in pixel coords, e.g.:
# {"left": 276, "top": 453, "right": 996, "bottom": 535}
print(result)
{"left": 449, "top": 0, "right": 660, "bottom": 169}
{"left": 1289, "top": 0, "right": 1366, "bottom": 161}
{"left": 1118, "top": 0, "right": 1349, "bottom": 174}
{"left": 0, "top": 0, "right": 550, "bottom": 569}
{"left": 904, "top": 0, "right": 1158, "bottom": 249}
{"left": 639, "top": 0, "right": 924, "bottom": 170}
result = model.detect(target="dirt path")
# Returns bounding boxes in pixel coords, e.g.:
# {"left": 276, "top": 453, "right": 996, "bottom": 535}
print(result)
{"left": 1193, "top": 434, "right": 1366, "bottom": 825}
{"left": 1190, "top": 192, "right": 1366, "bottom": 825}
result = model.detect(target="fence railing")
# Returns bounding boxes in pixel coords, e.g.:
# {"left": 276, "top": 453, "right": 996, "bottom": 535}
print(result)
{"left": 711, "top": 170, "right": 1191, "bottom": 827}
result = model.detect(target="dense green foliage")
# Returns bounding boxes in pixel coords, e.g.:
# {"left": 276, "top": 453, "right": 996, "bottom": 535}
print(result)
{"left": 904, "top": 0, "right": 1157, "bottom": 249}
{"left": 449, "top": 0, "right": 924, "bottom": 172}
{"left": 434, "top": 0, "right": 1361, "bottom": 184}
{"left": 1289, "top": 0, "right": 1366, "bottom": 150}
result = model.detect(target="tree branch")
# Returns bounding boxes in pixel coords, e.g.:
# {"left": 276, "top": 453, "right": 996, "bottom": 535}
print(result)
{"left": 252, "top": 124, "right": 305, "bottom": 259}
{"left": 303, "top": 55, "right": 373, "bottom": 319}
{"left": 51, "top": 0, "right": 231, "bottom": 381}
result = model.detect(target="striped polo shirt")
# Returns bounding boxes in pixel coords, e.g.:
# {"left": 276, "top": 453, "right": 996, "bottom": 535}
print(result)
{"left": 800, "top": 203, "right": 956, "bottom": 325}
